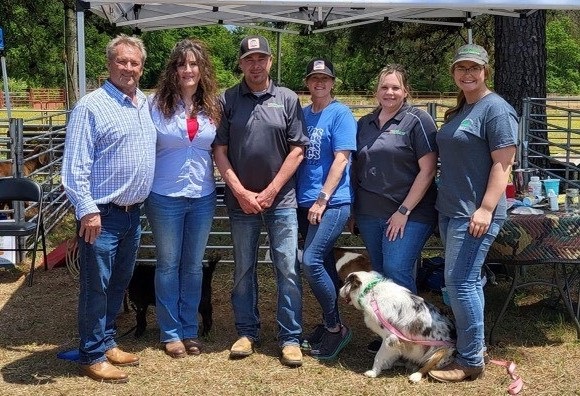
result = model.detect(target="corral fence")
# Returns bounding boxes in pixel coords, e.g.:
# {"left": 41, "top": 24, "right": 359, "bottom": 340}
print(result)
{"left": 519, "top": 97, "right": 580, "bottom": 191}
{"left": 1, "top": 97, "right": 579, "bottom": 267}
{"left": 0, "top": 89, "right": 68, "bottom": 111}
{"left": 0, "top": 112, "right": 70, "bottom": 264}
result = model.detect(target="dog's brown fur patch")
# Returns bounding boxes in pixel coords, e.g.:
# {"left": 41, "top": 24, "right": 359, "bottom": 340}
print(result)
{"left": 334, "top": 247, "right": 372, "bottom": 282}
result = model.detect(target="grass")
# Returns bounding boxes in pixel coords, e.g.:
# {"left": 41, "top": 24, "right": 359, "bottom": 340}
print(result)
{"left": 0, "top": 218, "right": 579, "bottom": 395}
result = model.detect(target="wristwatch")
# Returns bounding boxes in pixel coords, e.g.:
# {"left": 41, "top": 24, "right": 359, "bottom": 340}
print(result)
{"left": 398, "top": 204, "right": 411, "bottom": 216}
{"left": 317, "top": 191, "right": 329, "bottom": 202}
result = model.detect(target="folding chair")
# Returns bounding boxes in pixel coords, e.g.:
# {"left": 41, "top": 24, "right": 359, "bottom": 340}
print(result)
{"left": 0, "top": 177, "right": 48, "bottom": 286}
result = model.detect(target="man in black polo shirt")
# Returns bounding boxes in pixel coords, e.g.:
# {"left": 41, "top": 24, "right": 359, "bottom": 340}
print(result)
{"left": 214, "top": 35, "right": 309, "bottom": 367}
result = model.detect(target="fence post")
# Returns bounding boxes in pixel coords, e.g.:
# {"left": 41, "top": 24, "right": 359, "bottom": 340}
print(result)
{"left": 521, "top": 98, "right": 530, "bottom": 171}
{"left": 10, "top": 118, "right": 26, "bottom": 263}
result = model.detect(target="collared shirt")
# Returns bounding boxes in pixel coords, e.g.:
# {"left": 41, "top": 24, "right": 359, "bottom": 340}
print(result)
{"left": 62, "top": 80, "right": 157, "bottom": 220}
{"left": 353, "top": 103, "right": 438, "bottom": 222}
{"left": 214, "top": 79, "right": 309, "bottom": 210}
{"left": 149, "top": 98, "right": 216, "bottom": 197}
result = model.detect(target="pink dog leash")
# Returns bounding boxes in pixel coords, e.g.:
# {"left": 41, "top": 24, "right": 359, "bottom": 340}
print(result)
{"left": 489, "top": 359, "right": 524, "bottom": 395}
{"left": 369, "top": 295, "right": 523, "bottom": 394}
{"left": 370, "top": 297, "right": 455, "bottom": 347}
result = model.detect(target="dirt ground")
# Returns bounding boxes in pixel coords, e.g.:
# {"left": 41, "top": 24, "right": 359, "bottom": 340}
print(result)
{"left": 0, "top": 261, "right": 579, "bottom": 396}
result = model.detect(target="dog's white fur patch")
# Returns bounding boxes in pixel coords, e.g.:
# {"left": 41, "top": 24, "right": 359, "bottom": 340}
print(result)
{"left": 340, "top": 271, "right": 456, "bottom": 383}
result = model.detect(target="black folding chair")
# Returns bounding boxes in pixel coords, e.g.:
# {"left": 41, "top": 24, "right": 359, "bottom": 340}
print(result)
{"left": 0, "top": 178, "right": 48, "bottom": 286}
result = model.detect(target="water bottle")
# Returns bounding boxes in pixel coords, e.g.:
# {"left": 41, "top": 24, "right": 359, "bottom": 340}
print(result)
{"left": 527, "top": 176, "right": 542, "bottom": 197}
{"left": 547, "top": 189, "right": 559, "bottom": 211}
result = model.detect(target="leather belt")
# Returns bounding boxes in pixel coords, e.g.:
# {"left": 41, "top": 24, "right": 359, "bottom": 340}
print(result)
{"left": 101, "top": 202, "right": 142, "bottom": 212}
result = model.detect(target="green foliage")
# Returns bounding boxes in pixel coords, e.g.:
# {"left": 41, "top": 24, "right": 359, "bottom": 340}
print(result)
{"left": 1, "top": 0, "right": 67, "bottom": 88}
{"left": 546, "top": 14, "right": 580, "bottom": 94}
{"left": 141, "top": 26, "right": 240, "bottom": 90}
{"left": 0, "top": 4, "right": 579, "bottom": 96}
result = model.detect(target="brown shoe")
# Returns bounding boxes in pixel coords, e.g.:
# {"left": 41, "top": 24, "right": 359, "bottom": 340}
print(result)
{"left": 229, "top": 337, "right": 254, "bottom": 359}
{"left": 280, "top": 344, "right": 303, "bottom": 367}
{"left": 105, "top": 347, "right": 140, "bottom": 367}
{"left": 429, "top": 361, "right": 485, "bottom": 382}
{"left": 79, "top": 361, "right": 128, "bottom": 383}
{"left": 165, "top": 340, "right": 187, "bottom": 359}
{"left": 183, "top": 338, "right": 203, "bottom": 356}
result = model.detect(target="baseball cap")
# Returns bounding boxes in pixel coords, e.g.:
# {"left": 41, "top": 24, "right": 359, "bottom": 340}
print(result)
{"left": 305, "top": 58, "right": 335, "bottom": 79}
{"left": 451, "top": 44, "right": 489, "bottom": 66}
{"left": 239, "top": 35, "right": 271, "bottom": 59}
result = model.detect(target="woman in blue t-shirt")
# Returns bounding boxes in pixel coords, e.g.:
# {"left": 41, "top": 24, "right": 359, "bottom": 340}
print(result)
{"left": 296, "top": 58, "right": 357, "bottom": 360}
{"left": 429, "top": 44, "right": 517, "bottom": 383}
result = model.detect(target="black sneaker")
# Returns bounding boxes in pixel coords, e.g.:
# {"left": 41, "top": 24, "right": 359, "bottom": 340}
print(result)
{"left": 300, "top": 324, "right": 325, "bottom": 351}
{"left": 367, "top": 338, "right": 382, "bottom": 354}
{"left": 311, "top": 325, "right": 352, "bottom": 360}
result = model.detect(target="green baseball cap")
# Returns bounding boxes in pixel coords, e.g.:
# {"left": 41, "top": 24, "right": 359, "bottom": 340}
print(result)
{"left": 452, "top": 44, "right": 489, "bottom": 66}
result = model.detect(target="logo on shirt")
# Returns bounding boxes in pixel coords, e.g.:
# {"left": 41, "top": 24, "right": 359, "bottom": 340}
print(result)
{"left": 306, "top": 126, "right": 323, "bottom": 164}
{"left": 387, "top": 129, "right": 405, "bottom": 136}
{"left": 460, "top": 119, "right": 474, "bottom": 129}
{"left": 267, "top": 103, "right": 284, "bottom": 108}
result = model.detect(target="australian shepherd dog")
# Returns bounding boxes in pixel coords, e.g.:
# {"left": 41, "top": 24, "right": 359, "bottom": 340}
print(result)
{"left": 339, "top": 270, "right": 456, "bottom": 383}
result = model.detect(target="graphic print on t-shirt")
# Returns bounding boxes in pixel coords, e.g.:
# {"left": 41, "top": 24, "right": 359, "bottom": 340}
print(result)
{"left": 305, "top": 125, "right": 323, "bottom": 165}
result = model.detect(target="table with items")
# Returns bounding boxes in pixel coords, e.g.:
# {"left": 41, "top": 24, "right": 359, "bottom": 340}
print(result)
{"left": 486, "top": 210, "right": 580, "bottom": 344}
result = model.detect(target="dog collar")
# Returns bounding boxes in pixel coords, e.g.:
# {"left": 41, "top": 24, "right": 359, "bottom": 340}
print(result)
{"left": 357, "top": 277, "right": 383, "bottom": 307}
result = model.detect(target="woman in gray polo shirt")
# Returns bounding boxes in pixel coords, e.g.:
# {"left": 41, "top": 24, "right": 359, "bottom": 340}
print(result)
{"left": 352, "top": 64, "right": 438, "bottom": 292}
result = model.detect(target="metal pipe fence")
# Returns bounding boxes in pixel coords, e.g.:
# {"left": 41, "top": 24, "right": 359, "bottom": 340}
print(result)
{"left": 2, "top": 98, "right": 579, "bottom": 267}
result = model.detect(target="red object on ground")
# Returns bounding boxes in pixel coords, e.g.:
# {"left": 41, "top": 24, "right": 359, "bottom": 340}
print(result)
{"left": 43, "top": 239, "right": 72, "bottom": 270}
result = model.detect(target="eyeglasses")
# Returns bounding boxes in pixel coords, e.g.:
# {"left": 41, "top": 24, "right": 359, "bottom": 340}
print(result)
{"left": 454, "top": 65, "right": 484, "bottom": 74}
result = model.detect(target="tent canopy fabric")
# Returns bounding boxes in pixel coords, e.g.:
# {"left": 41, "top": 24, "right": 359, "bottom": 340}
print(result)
{"left": 87, "top": 1, "right": 580, "bottom": 34}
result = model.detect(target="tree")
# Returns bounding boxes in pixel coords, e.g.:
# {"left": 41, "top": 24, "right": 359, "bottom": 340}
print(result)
{"left": 494, "top": 11, "right": 547, "bottom": 116}
{"left": 546, "top": 14, "right": 580, "bottom": 94}
{"left": 494, "top": 11, "right": 548, "bottom": 166}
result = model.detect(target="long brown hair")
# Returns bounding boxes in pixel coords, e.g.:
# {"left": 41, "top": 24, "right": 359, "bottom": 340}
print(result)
{"left": 153, "top": 38, "right": 221, "bottom": 125}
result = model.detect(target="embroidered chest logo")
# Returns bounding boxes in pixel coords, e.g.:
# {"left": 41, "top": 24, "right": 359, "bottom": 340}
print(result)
{"left": 386, "top": 129, "right": 406, "bottom": 136}
{"left": 460, "top": 119, "right": 474, "bottom": 129}
{"left": 267, "top": 103, "right": 284, "bottom": 108}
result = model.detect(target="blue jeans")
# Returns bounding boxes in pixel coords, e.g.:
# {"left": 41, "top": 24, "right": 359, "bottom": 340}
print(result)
{"left": 77, "top": 203, "right": 142, "bottom": 365}
{"left": 144, "top": 191, "right": 216, "bottom": 342}
{"left": 229, "top": 208, "right": 302, "bottom": 347}
{"left": 298, "top": 204, "right": 350, "bottom": 329}
{"left": 438, "top": 215, "right": 504, "bottom": 368}
{"left": 355, "top": 213, "right": 434, "bottom": 294}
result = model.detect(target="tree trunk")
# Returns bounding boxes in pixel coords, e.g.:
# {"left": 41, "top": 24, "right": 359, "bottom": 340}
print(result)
{"left": 495, "top": 11, "right": 548, "bottom": 166}
{"left": 64, "top": 0, "right": 78, "bottom": 108}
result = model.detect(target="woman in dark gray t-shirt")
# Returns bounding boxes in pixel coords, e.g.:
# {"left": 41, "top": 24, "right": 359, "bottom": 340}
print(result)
{"left": 429, "top": 44, "right": 517, "bottom": 384}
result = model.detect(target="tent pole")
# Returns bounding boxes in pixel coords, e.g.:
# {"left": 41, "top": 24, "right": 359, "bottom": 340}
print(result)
{"left": 77, "top": 0, "right": 87, "bottom": 97}
{"left": 276, "top": 31, "right": 281, "bottom": 85}
{"left": 466, "top": 12, "right": 473, "bottom": 44}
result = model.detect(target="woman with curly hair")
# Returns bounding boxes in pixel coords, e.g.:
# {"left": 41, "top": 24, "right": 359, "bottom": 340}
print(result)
{"left": 145, "top": 38, "right": 221, "bottom": 359}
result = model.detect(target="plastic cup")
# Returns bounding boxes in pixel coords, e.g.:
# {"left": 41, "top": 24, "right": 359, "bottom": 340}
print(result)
{"left": 542, "top": 179, "right": 560, "bottom": 196}
{"left": 505, "top": 183, "right": 516, "bottom": 198}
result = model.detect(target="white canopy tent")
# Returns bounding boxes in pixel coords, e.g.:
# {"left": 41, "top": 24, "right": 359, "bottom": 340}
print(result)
{"left": 77, "top": 0, "right": 580, "bottom": 95}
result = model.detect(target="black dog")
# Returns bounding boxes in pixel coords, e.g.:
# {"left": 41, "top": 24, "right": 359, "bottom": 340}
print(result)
{"left": 127, "top": 254, "right": 220, "bottom": 338}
